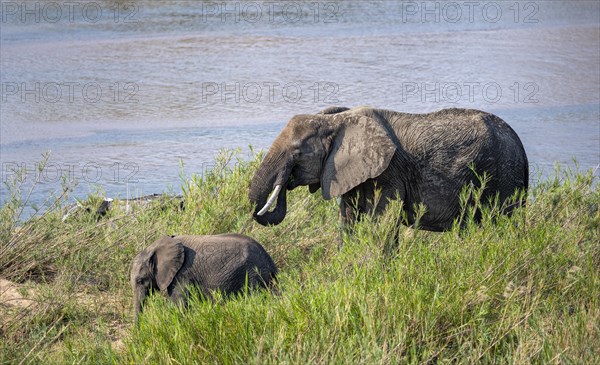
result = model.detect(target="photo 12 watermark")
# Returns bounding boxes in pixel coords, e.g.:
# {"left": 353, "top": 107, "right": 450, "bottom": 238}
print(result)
{"left": 400, "top": 81, "right": 540, "bottom": 104}
{"left": 399, "top": 1, "right": 539, "bottom": 24}
{"left": 0, "top": 1, "right": 139, "bottom": 23}
{"left": 2, "top": 161, "right": 140, "bottom": 185}
{"left": 199, "top": 1, "right": 339, "bottom": 23}
{"left": 200, "top": 81, "right": 340, "bottom": 104}
{"left": 1, "top": 82, "right": 139, "bottom": 104}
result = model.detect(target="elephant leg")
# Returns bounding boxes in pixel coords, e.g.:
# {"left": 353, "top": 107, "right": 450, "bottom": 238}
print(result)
{"left": 358, "top": 181, "right": 405, "bottom": 254}
{"left": 337, "top": 196, "right": 357, "bottom": 248}
{"left": 337, "top": 186, "right": 370, "bottom": 247}
{"left": 372, "top": 187, "right": 403, "bottom": 255}
{"left": 337, "top": 198, "right": 347, "bottom": 248}
{"left": 339, "top": 197, "right": 356, "bottom": 225}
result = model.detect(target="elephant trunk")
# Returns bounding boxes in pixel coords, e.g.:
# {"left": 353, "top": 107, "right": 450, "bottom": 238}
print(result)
{"left": 133, "top": 288, "right": 147, "bottom": 321}
{"left": 249, "top": 153, "right": 290, "bottom": 226}
{"left": 253, "top": 184, "right": 288, "bottom": 226}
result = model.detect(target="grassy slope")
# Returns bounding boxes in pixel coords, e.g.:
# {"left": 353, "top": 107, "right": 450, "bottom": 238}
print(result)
{"left": 0, "top": 150, "right": 598, "bottom": 364}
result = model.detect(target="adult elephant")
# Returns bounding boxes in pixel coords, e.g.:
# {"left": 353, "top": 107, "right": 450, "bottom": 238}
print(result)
{"left": 249, "top": 106, "right": 529, "bottom": 231}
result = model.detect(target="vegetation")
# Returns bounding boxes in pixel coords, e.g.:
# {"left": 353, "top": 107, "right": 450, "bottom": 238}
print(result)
{"left": 1, "top": 150, "right": 598, "bottom": 364}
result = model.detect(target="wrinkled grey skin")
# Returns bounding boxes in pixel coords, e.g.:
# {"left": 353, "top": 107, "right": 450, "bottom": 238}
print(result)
{"left": 249, "top": 106, "right": 528, "bottom": 231}
{"left": 130, "top": 234, "right": 277, "bottom": 317}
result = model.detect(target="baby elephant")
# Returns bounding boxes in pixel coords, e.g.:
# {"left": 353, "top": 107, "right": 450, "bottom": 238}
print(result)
{"left": 130, "top": 234, "right": 277, "bottom": 317}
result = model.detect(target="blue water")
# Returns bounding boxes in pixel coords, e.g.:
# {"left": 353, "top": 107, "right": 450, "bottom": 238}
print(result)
{"left": 1, "top": 1, "right": 599, "bottom": 214}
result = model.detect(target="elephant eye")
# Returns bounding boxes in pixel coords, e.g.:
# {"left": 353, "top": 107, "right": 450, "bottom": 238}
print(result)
{"left": 136, "top": 278, "right": 145, "bottom": 285}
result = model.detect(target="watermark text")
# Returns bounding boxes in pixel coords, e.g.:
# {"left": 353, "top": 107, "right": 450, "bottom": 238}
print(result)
{"left": 1, "top": 82, "right": 139, "bottom": 104}
{"left": 401, "top": 81, "right": 539, "bottom": 104}
{"left": 399, "top": 1, "right": 539, "bottom": 24}
{"left": 1, "top": 1, "right": 139, "bottom": 23}
{"left": 201, "top": 81, "right": 340, "bottom": 104}
{"left": 2, "top": 161, "right": 139, "bottom": 184}
{"left": 200, "top": 2, "right": 339, "bottom": 23}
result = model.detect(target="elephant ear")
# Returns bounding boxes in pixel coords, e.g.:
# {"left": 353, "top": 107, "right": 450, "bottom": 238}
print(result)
{"left": 321, "top": 115, "right": 396, "bottom": 199}
{"left": 150, "top": 236, "right": 185, "bottom": 292}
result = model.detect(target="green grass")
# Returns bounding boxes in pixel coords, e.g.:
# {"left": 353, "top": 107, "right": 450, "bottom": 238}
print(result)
{"left": 1, "top": 150, "right": 598, "bottom": 364}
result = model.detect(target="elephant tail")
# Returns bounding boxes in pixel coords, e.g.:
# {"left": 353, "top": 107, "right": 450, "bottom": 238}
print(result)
{"left": 521, "top": 159, "right": 529, "bottom": 212}
{"left": 504, "top": 153, "right": 529, "bottom": 215}
{"left": 521, "top": 146, "right": 529, "bottom": 206}
{"left": 524, "top": 157, "right": 529, "bottom": 194}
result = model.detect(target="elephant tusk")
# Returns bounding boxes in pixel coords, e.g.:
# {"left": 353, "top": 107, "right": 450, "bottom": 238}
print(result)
{"left": 257, "top": 185, "right": 282, "bottom": 216}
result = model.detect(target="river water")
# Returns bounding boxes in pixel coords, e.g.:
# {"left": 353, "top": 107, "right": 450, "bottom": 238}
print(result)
{"left": 1, "top": 1, "right": 598, "bottom": 211}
